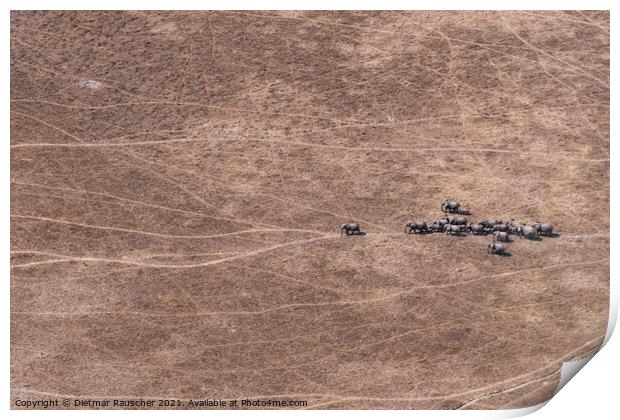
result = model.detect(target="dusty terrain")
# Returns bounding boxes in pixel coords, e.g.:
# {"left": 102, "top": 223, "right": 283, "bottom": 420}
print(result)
{"left": 10, "top": 11, "right": 609, "bottom": 409}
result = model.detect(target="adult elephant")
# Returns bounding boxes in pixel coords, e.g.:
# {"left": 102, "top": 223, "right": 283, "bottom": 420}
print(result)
{"left": 533, "top": 221, "right": 554, "bottom": 236}
{"left": 340, "top": 223, "right": 361, "bottom": 236}
{"left": 506, "top": 218, "right": 522, "bottom": 234}
{"left": 480, "top": 218, "right": 502, "bottom": 228}
{"left": 448, "top": 215, "right": 468, "bottom": 225}
{"left": 506, "top": 218, "right": 520, "bottom": 228}
{"left": 444, "top": 224, "right": 463, "bottom": 236}
{"left": 441, "top": 199, "right": 460, "bottom": 214}
{"left": 493, "top": 224, "right": 509, "bottom": 232}
{"left": 508, "top": 224, "right": 522, "bottom": 234}
{"left": 487, "top": 242, "right": 507, "bottom": 255}
{"left": 468, "top": 223, "right": 485, "bottom": 235}
{"left": 493, "top": 231, "right": 510, "bottom": 242}
{"left": 405, "top": 220, "right": 428, "bottom": 234}
{"left": 518, "top": 225, "right": 538, "bottom": 240}
{"left": 429, "top": 222, "right": 443, "bottom": 232}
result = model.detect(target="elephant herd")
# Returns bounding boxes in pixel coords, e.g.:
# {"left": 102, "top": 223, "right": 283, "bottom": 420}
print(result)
{"left": 342, "top": 199, "right": 557, "bottom": 256}
{"left": 409, "top": 216, "right": 553, "bottom": 238}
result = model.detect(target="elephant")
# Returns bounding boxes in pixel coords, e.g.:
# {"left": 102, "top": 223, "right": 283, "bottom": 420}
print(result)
{"left": 444, "top": 224, "right": 464, "bottom": 235}
{"left": 508, "top": 224, "right": 522, "bottom": 234}
{"left": 533, "top": 221, "right": 554, "bottom": 236}
{"left": 429, "top": 223, "right": 443, "bottom": 232}
{"left": 447, "top": 214, "right": 468, "bottom": 225}
{"left": 493, "top": 224, "right": 509, "bottom": 232}
{"left": 441, "top": 199, "right": 460, "bottom": 213}
{"left": 479, "top": 218, "right": 502, "bottom": 228}
{"left": 493, "top": 231, "right": 510, "bottom": 242}
{"left": 518, "top": 225, "right": 538, "bottom": 240}
{"left": 506, "top": 218, "right": 521, "bottom": 233}
{"left": 487, "top": 242, "right": 507, "bottom": 255}
{"left": 506, "top": 218, "right": 520, "bottom": 227}
{"left": 467, "top": 223, "right": 485, "bottom": 235}
{"left": 434, "top": 217, "right": 450, "bottom": 227}
{"left": 340, "top": 223, "right": 361, "bottom": 236}
{"left": 405, "top": 220, "right": 428, "bottom": 234}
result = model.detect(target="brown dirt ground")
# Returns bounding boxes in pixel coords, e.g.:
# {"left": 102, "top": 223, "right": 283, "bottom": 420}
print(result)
{"left": 10, "top": 11, "right": 609, "bottom": 409}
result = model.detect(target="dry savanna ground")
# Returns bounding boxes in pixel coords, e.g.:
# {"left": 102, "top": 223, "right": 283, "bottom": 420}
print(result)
{"left": 10, "top": 11, "right": 609, "bottom": 409}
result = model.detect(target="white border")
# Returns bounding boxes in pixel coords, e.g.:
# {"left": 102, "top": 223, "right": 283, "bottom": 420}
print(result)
{"left": 3, "top": 1, "right": 616, "bottom": 419}
{"left": 3, "top": 0, "right": 620, "bottom": 10}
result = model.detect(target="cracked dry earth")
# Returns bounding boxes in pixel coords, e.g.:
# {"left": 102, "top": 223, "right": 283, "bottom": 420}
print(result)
{"left": 10, "top": 11, "right": 609, "bottom": 409}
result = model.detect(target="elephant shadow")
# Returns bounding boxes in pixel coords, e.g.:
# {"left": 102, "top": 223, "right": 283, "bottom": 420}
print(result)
{"left": 418, "top": 230, "right": 435, "bottom": 235}
{"left": 496, "top": 251, "right": 512, "bottom": 257}
{"left": 517, "top": 235, "right": 542, "bottom": 241}
{"left": 406, "top": 228, "right": 435, "bottom": 235}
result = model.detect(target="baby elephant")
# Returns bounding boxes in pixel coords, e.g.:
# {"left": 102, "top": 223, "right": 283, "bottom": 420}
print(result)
{"left": 340, "top": 223, "right": 361, "bottom": 236}
{"left": 405, "top": 220, "right": 428, "bottom": 234}
{"left": 493, "top": 231, "right": 510, "bottom": 242}
{"left": 487, "top": 242, "right": 507, "bottom": 255}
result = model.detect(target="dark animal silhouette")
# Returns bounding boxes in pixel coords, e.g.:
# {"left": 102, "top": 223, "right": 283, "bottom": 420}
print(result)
{"left": 487, "top": 242, "right": 507, "bottom": 255}
{"left": 533, "top": 221, "right": 554, "bottom": 236}
{"left": 506, "top": 218, "right": 522, "bottom": 234}
{"left": 441, "top": 199, "right": 460, "bottom": 213}
{"left": 518, "top": 225, "right": 538, "bottom": 239}
{"left": 340, "top": 223, "right": 361, "bottom": 236}
{"left": 468, "top": 223, "right": 485, "bottom": 235}
{"left": 405, "top": 220, "right": 428, "bottom": 234}
{"left": 429, "top": 222, "right": 443, "bottom": 232}
{"left": 480, "top": 218, "right": 502, "bottom": 228}
{"left": 444, "top": 224, "right": 464, "bottom": 235}
{"left": 493, "top": 224, "right": 509, "bottom": 232}
{"left": 494, "top": 231, "right": 510, "bottom": 242}
{"left": 447, "top": 214, "right": 468, "bottom": 225}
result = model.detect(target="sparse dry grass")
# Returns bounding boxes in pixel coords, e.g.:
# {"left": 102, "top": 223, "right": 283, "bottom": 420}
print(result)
{"left": 10, "top": 11, "right": 609, "bottom": 409}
